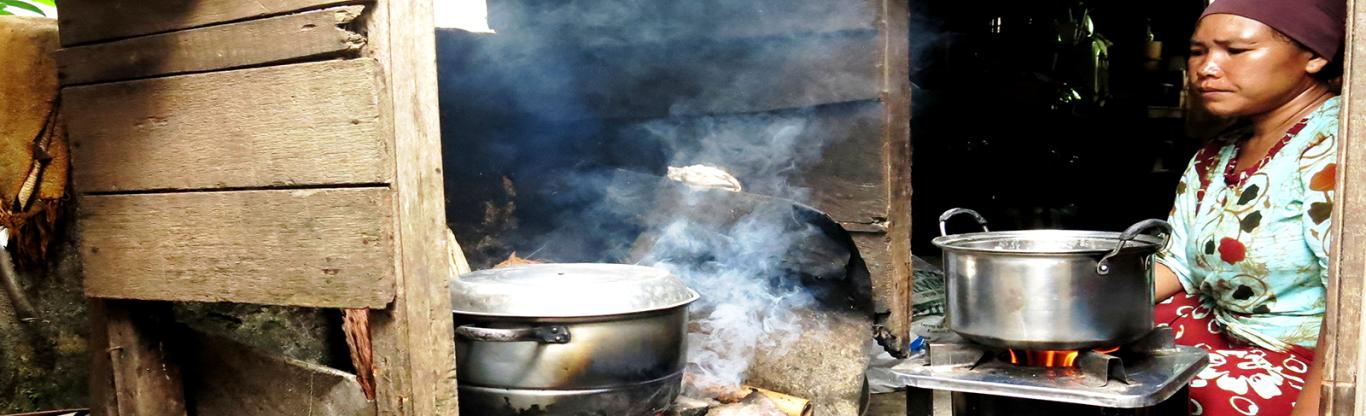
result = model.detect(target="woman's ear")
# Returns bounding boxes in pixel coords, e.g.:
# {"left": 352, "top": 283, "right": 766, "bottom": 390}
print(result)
{"left": 1307, "top": 55, "right": 1330, "bottom": 74}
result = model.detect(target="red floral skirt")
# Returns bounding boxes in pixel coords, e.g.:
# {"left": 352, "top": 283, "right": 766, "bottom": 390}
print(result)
{"left": 1156, "top": 292, "right": 1315, "bottom": 415}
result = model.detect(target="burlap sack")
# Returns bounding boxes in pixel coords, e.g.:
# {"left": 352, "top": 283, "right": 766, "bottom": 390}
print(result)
{"left": 0, "top": 16, "right": 69, "bottom": 265}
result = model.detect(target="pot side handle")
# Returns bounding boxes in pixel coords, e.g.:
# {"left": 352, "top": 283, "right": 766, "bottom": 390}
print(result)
{"left": 1096, "top": 219, "right": 1173, "bottom": 275}
{"left": 939, "top": 208, "right": 990, "bottom": 236}
{"left": 455, "top": 324, "right": 571, "bottom": 344}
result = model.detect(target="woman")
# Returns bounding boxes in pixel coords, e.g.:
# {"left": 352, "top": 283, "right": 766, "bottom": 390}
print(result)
{"left": 1154, "top": 0, "right": 1344, "bottom": 414}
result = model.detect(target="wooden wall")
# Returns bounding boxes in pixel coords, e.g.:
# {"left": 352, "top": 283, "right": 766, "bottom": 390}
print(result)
{"left": 56, "top": 0, "right": 456, "bottom": 414}
{"left": 438, "top": 0, "right": 914, "bottom": 355}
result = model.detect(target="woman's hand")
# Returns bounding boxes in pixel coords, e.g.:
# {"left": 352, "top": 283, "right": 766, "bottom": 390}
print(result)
{"left": 1291, "top": 316, "right": 1328, "bottom": 415}
{"left": 1154, "top": 263, "right": 1185, "bottom": 303}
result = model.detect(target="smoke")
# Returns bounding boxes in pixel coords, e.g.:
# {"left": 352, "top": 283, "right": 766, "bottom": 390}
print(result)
{"left": 642, "top": 206, "right": 829, "bottom": 393}
{"left": 435, "top": 0, "right": 878, "bottom": 398}
{"left": 624, "top": 113, "right": 820, "bottom": 201}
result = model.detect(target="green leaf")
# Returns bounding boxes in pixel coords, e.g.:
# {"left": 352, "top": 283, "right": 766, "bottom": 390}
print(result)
{"left": 29, "top": 0, "right": 54, "bottom": 6}
{"left": 0, "top": 8, "right": 11, "bottom": 15}
{"left": 0, "top": 0, "right": 44, "bottom": 15}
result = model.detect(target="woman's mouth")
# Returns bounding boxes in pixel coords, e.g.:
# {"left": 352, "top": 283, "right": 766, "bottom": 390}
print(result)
{"left": 1198, "top": 87, "right": 1233, "bottom": 96}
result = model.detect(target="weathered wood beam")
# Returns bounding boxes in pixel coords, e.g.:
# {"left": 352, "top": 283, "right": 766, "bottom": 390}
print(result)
{"left": 87, "top": 300, "right": 119, "bottom": 416}
{"left": 79, "top": 188, "right": 396, "bottom": 308}
{"left": 183, "top": 329, "right": 376, "bottom": 416}
{"left": 104, "top": 301, "right": 187, "bottom": 416}
{"left": 874, "top": 0, "right": 913, "bottom": 358}
{"left": 64, "top": 59, "right": 390, "bottom": 193}
{"left": 1327, "top": 0, "right": 1366, "bottom": 413}
{"left": 57, "top": 0, "right": 366, "bottom": 47}
{"left": 365, "top": 0, "right": 461, "bottom": 414}
{"left": 56, "top": 6, "right": 366, "bottom": 85}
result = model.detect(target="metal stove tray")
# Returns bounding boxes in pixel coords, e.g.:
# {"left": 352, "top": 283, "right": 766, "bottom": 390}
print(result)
{"left": 895, "top": 345, "right": 1208, "bottom": 408}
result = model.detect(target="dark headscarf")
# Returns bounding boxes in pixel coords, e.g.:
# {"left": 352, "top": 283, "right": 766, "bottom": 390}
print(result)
{"left": 1201, "top": 0, "right": 1346, "bottom": 60}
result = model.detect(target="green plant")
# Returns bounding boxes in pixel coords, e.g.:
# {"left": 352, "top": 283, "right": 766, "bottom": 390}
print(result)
{"left": 0, "top": 0, "right": 54, "bottom": 16}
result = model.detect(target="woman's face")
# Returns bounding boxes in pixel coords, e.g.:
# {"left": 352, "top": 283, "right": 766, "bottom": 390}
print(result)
{"left": 1188, "top": 14, "right": 1327, "bottom": 118}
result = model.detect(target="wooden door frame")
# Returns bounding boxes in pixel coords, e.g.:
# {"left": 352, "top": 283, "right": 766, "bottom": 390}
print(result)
{"left": 1320, "top": 0, "right": 1366, "bottom": 414}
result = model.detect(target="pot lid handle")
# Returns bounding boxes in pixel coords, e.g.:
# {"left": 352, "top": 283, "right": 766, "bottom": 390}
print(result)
{"left": 939, "top": 208, "right": 990, "bottom": 236}
{"left": 1096, "top": 219, "right": 1173, "bottom": 275}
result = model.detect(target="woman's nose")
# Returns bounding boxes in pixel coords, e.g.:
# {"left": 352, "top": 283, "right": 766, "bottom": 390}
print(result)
{"left": 1194, "top": 56, "right": 1222, "bottom": 78}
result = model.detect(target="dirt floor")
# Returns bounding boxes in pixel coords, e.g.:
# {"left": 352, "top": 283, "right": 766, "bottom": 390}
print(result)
{"left": 868, "top": 391, "right": 908, "bottom": 415}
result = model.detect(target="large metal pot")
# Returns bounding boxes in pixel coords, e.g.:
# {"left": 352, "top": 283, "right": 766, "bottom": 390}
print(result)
{"left": 932, "top": 208, "right": 1170, "bottom": 350}
{"left": 450, "top": 263, "right": 699, "bottom": 415}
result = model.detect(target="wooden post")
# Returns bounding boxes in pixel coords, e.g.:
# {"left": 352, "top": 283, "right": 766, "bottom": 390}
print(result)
{"left": 102, "top": 301, "right": 187, "bottom": 416}
{"left": 1324, "top": 0, "right": 1366, "bottom": 413}
{"left": 87, "top": 300, "right": 119, "bottom": 416}
{"left": 364, "top": 0, "right": 460, "bottom": 414}
{"left": 875, "top": 0, "right": 914, "bottom": 357}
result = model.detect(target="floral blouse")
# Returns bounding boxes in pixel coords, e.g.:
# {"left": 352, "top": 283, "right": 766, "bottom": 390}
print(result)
{"left": 1157, "top": 97, "right": 1339, "bottom": 352}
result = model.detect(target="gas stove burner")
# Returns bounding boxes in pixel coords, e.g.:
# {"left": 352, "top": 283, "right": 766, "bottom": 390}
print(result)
{"left": 896, "top": 327, "right": 1208, "bottom": 409}
{"left": 1074, "top": 349, "right": 1128, "bottom": 388}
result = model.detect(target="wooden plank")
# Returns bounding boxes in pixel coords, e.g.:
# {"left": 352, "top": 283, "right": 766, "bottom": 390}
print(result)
{"left": 56, "top": 6, "right": 366, "bottom": 86}
{"left": 1332, "top": 1, "right": 1366, "bottom": 412}
{"left": 64, "top": 59, "right": 390, "bottom": 193}
{"left": 436, "top": 29, "right": 881, "bottom": 121}
{"left": 876, "top": 0, "right": 914, "bottom": 358}
{"left": 104, "top": 301, "right": 187, "bottom": 416}
{"left": 794, "top": 102, "right": 891, "bottom": 224}
{"left": 87, "top": 300, "right": 120, "bottom": 416}
{"left": 183, "top": 329, "right": 376, "bottom": 416}
{"left": 78, "top": 188, "right": 396, "bottom": 308}
{"left": 851, "top": 231, "right": 893, "bottom": 299}
{"left": 367, "top": 0, "right": 461, "bottom": 414}
{"left": 57, "top": 0, "right": 363, "bottom": 47}
{"left": 485, "top": 0, "right": 878, "bottom": 48}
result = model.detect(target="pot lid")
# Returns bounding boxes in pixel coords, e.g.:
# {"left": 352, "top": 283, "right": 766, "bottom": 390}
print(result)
{"left": 450, "top": 263, "right": 699, "bottom": 317}
{"left": 932, "top": 230, "right": 1166, "bottom": 255}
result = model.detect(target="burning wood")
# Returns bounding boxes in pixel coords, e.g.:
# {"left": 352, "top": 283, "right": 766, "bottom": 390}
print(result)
{"left": 707, "top": 392, "right": 784, "bottom": 416}
{"left": 743, "top": 386, "right": 814, "bottom": 416}
{"left": 493, "top": 251, "right": 544, "bottom": 268}
{"left": 682, "top": 374, "right": 813, "bottom": 416}
{"left": 706, "top": 386, "right": 812, "bottom": 416}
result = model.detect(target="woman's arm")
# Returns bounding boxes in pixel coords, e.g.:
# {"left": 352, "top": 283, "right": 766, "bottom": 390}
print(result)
{"left": 1154, "top": 263, "right": 1184, "bottom": 303}
{"left": 1153, "top": 148, "right": 1208, "bottom": 303}
{"left": 1292, "top": 115, "right": 1338, "bottom": 416}
{"left": 1291, "top": 316, "right": 1328, "bottom": 416}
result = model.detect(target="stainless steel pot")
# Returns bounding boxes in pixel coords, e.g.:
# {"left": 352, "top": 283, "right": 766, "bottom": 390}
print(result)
{"left": 932, "top": 208, "right": 1170, "bottom": 350}
{"left": 450, "top": 263, "right": 699, "bottom": 416}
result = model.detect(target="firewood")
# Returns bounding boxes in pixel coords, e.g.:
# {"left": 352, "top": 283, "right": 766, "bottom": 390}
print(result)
{"left": 682, "top": 372, "right": 748, "bottom": 403}
{"left": 707, "top": 390, "right": 785, "bottom": 416}
{"left": 493, "top": 251, "right": 544, "bottom": 269}
{"left": 743, "top": 386, "right": 813, "bottom": 416}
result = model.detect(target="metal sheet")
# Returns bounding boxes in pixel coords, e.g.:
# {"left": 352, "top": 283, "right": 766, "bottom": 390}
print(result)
{"left": 892, "top": 345, "right": 1208, "bottom": 408}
